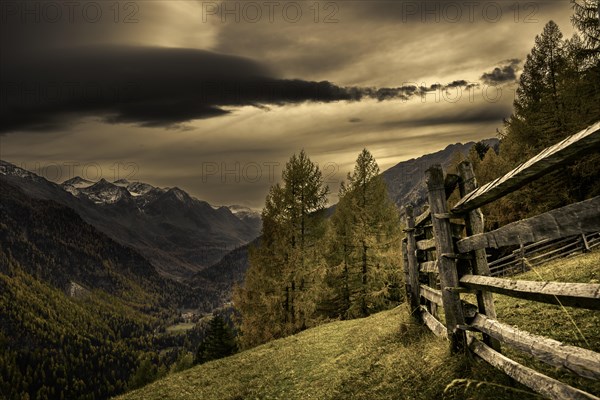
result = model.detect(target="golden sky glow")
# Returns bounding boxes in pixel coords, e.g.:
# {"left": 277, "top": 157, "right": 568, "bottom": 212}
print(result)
{"left": 0, "top": 1, "right": 576, "bottom": 208}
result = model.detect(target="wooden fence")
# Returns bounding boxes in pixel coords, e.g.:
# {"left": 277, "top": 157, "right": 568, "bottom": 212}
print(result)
{"left": 401, "top": 121, "right": 600, "bottom": 400}
{"left": 488, "top": 231, "right": 600, "bottom": 276}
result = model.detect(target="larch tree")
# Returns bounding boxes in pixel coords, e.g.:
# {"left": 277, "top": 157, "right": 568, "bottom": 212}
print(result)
{"left": 476, "top": 11, "right": 600, "bottom": 230}
{"left": 326, "top": 149, "right": 402, "bottom": 319}
{"left": 233, "top": 150, "right": 329, "bottom": 348}
{"left": 571, "top": 0, "right": 600, "bottom": 62}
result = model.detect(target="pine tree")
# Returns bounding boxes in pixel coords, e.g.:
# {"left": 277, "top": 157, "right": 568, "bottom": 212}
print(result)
{"left": 571, "top": 0, "right": 600, "bottom": 62}
{"left": 195, "top": 314, "right": 237, "bottom": 364}
{"left": 473, "top": 142, "right": 490, "bottom": 161}
{"left": 326, "top": 149, "right": 402, "bottom": 319}
{"left": 508, "top": 20, "right": 567, "bottom": 158}
{"left": 233, "top": 150, "right": 329, "bottom": 348}
{"left": 481, "top": 14, "right": 600, "bottom": 229}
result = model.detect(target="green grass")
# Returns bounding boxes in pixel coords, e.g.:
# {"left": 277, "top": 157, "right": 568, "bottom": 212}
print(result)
{"left": 166, "top": 323, "right": 196, "bottom": 333}
{"left": 118, "top": 251, "right": 600, "bottom": 400}
{"left": 487, "top": 250, "right": 600, "bottom": 396}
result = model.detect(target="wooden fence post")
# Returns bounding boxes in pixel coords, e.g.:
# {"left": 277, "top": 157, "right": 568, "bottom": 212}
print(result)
{"left": 401, "top": 239, "right": 411, "bottom": 305}
{"left": 519, "top": 242, "right": 526, "bottom": 272}
{"left": 424, "top": 224, "right": 439, "bottom": 320}
{"left": 426, "top": 164, "right": 466, "bottom": 352}
{"left": 458, "top": 161, "right": 501, "bottom": 351}
{"left": 581, "top": 233, "right": 591, "bottom": 253}
{"left": 404, "top": 205, "right": 421, "bottom": 320}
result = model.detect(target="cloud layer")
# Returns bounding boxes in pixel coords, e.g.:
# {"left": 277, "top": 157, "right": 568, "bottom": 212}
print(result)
{"left": 481, "top": 59, "right": 521, "bottom": 85}
{"left": 1, "top": 45, "right": 481, "bottom": 133}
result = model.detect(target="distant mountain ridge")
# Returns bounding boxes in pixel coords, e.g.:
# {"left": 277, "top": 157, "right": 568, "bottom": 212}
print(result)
{"left": 0, "top": 179, "right": 181, "bottom": 306}
{"left": 0, "top": 160, "right": 262, "bottom": 280}
{"left": 0, "top": 138, "right": 494, "bottom": 287}
{"left": 382, "top": 139, "right": 499, "bottom": 213}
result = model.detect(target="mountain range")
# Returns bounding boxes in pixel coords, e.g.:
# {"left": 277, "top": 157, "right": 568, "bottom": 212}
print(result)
{"left": 0, "top": 160, "right": 261, "bottom": 281}
{"left": 382, "top": 138, "right": 499, "bottom": 213}
{"left": 0, "top": 137, "right": 496, "bottom": 301}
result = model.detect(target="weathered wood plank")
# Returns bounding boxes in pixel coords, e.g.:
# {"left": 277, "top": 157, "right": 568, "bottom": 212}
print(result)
{"left": 420, "top": 284, "right": 443, "bottom": 305}
{"left": 416, "top": 238, "right": 436, "bottom": 251}
{"left": 452, "top": 121, "right": 600, "bottom": 214}
{"left": 457, "top": 196, "right": 600, "bottom": 253}
{"left": 460, "top": 275, "right": 600, "bottom": 310}
{"left": 423, "top": 226, "right": 440, "bottom": 319}
{"left": 458, "top": 161, "right": 501, "bottom": 351}
{"left": 527, "top": 240, "right": 579, "bottom": 263}
{"left": 488, "top": 251, "right": 520, "bottom": 267}
{"left": 470, "top": 313, "right": 600, "bottom": 380}
{"left": 415, "top": 208, "right": 431, "bottom": 227}
{"left": 427, "top": 164, "right": 466, "bottom": 351}
{"left": 420, "top": 306, "right": 447, "bottom": 339}
{"left": 405, "top": 206, "right": 422, "bottom": 318}
{"left": 419, "top": 261, "right": 438, "bottom": 274}
{"left": 467, "top": 334, "right": 600, "bottom": 400}
{"left": 524, "top": 235, "right": 577, "bottom": 257}
{"left": 489, "top": 260, "right": 521, "bottom": 276}
{"left": 582, "top": 232, "right": 591, "bottom": 252}
{"left": 402, "top": 240, "right": 412, "bottom": 312}
{"left": 529, "top": 249, "right": 581, "bottom": 268}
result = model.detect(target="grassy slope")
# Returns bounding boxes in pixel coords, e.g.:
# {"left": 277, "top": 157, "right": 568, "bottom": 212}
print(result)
{"left": 119, "top": 251, "right": 600, "bottom": 400}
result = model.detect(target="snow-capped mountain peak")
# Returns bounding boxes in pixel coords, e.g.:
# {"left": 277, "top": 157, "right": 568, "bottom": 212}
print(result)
{"left": 113, "top": 178, "right": 130, "bottom": 187}
{"left": 62, "top": 176, "right": 94, "bottom": 189}
{"left": 78, "top": 179, "right": 132, "bottom": 205}
{"left": 164, "top": 187, "right": 194, "bottom": 205}
{"left": 126, "top": 181, "right": 157, "bottom": 197}
{"left": 0, "top": 160, "right": 43, "bottom": 181}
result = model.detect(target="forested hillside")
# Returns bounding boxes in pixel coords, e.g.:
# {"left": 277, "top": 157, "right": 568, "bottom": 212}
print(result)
{"left": 468, "top": 7, "right": 600, "bottom": 230}
{"left": 1, "top": 2, "right": 598, "bottom": 399}
{"left": 0, "top": 181, "right": 208, "bottom": 399}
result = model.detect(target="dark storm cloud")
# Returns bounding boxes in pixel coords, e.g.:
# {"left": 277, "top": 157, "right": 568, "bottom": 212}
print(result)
{"left": 481, "top": 59, "right": 521, "bottom": 85}
{"left": 357, "top": 82, "right": 479, "bottom": 102}
{"left": 378, "top": 103, "right": 512, "bottom": 130}
{"left": 0, "top": 45, "right": 476, "bottom": 133}
{"left": 0, "top": 46, "right": 358, "bottom": 133}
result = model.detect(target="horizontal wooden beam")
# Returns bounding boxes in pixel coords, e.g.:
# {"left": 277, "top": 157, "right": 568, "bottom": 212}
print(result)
{"left": 420, "top": 284, "right": 443, "bottom": 305}
{"left": 416, "top": 238, "right": 436, "bottom": 251}
{"left": 467, "top": 334, "right": 599, "bottom": 400}
{"left": 415, "top": 209, "right": 431, "bottom": 227}
{"left": 459, "top": 275, "right": 600, "bottom": 310}
{"left": 457, "top": 196, "right": 600, "bottom": 253}
{"left": 527, "top": 240, "right": 579, "bottom": 263}
{"left": 452, "top": 121, "right": 600, "bottom": 214}
{"left": 470, "top": 314, "right": 600, "bottom": 380}
{"left": 420, "top": 306, "right": 447, "bottom": 339}
{"left": 419, "top": 261, "right": 438, "bottom": 274}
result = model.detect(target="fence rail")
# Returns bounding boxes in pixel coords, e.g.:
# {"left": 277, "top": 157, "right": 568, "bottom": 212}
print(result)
{"left": 401, "top": 121, "right": 600, "bottom": 400}
{"left": 488, "top": 232, "right": 600, "bottom": 276}
{"left": 452, "top": 121, "right": 600, "bottom": 214}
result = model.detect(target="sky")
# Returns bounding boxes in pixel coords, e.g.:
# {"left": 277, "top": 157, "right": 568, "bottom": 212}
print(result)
{"left": 0, "top": 0, "right": 576, "bottom": 208}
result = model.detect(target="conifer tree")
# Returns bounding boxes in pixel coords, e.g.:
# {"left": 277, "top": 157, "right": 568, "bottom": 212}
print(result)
{"left": 481, "top": 15, "right": 600, "bottom": 229}
{"left": 195, "top": 314, "right": 237, "bottom": 364}
{"left": 508, "top": 20, "right": 567, "bottom": 159}
{"left": 326, "top": 149, "right": 402, "bottom": 319}
{"left": 233, "top": 150, "right": 329, "bottom": 348}
{"left": 571, "top": 0, "right": 600, "bottom": 61}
